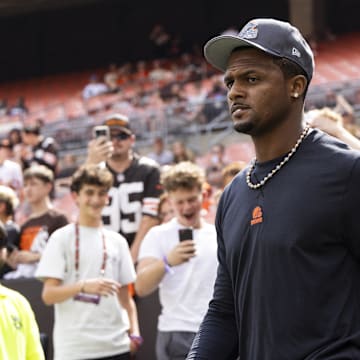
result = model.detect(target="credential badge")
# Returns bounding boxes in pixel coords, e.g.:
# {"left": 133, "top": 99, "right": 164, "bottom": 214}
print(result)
{"left": 239, "top": 22, "right": 258, "bottom": 39}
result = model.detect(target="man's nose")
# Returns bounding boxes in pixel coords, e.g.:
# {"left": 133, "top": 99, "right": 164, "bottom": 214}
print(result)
{"left": 228, "top": 81, "right": 245, "bottom": 102}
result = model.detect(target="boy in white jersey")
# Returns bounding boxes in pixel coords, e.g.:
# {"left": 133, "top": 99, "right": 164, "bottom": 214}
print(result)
{"left": 36, "top": 164, "right": 142, "bottom": 360}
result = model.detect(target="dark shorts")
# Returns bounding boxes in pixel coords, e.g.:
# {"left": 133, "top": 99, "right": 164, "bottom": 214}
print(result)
{"left": 156, "top": 330, "right": 196, "bottom": 360}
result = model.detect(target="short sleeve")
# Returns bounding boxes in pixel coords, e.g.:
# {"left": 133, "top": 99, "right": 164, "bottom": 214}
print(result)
{"left": 35, "top": 228, "right": 67, "bottom": 281}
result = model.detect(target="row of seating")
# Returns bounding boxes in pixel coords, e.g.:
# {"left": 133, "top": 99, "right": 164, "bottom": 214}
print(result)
{"left": 0, "top": 32, "right": 359, "bottom": 129}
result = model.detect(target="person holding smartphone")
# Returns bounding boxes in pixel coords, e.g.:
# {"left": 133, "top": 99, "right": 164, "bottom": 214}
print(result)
{"left": 135, "top": 161, "right": 218, "bottom": 360}
{"left": 86, "top": 113, "right": 162, "bottom": 262}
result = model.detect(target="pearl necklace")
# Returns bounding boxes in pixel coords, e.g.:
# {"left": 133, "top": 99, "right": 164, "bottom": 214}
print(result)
{"left": 246, "top": 124, "right": 310, "bottom": 190}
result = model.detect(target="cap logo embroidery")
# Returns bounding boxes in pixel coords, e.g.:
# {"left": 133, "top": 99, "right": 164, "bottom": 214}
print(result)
{"left": 250, "top": 206, "right": 263, "bottom": 226}
{"left": 239, "top": 22, "right": 258, "bottom": 39}
{"left": 292, "top": 47, "right": 301, "bottom": 58}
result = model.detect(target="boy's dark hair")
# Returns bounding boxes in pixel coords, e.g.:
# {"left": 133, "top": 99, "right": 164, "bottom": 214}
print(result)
{"left": 70, "top": 164, "right": 113, "bottom": 194}
{"left": 23, "top": 165, "right": 54, "bottom": 184}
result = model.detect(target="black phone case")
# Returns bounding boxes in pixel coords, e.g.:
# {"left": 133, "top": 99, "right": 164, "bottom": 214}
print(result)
{"left": 178, "top": 228, "right": 193, "bottom": 241}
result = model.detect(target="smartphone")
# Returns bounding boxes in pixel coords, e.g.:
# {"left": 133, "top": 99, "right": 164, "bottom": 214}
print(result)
{"left": 92, "top": 125, "right": 110, "bottom": 140}
{"left": 178, "top": 228, "right": 193, "bottom": 242}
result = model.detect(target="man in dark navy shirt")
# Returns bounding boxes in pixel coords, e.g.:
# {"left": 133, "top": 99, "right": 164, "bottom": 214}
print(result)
{"left": 187, "top": 18, "right": 360, "bottom": 360}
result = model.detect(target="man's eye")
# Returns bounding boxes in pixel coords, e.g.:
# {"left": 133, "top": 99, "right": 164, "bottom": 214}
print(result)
{"left": 225, "top": 81, "right": 233, "bottom": 89}
{"left": 248, "top": 77, "right": 258, "bottom": 83}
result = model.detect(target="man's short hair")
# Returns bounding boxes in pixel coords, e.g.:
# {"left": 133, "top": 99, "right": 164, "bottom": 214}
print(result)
{"left": 0, "top": 185, "right": 19, "bottom": 216}
{"left": 70, "top": 164, "right": 113, "bottom": 194}
{"left": 23, "top": 165, "right": 54, "bottom": 184}
{"left": 161, "top": 161, "right": 205, "bottom": 193}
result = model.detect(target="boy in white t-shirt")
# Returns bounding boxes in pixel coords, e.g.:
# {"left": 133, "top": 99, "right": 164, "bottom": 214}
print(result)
{"left": 36, "top": 164, "right": 142, "bottom": 360}
{"left": 136, "top": 161, "right": 218, "bottom": 360}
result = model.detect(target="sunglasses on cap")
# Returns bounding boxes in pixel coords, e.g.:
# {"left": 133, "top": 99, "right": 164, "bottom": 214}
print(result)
{"left": 110, "top": 132, "right": 131, "bottom": 141}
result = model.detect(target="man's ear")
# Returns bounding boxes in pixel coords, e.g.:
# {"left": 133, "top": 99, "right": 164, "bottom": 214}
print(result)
{"left": 289, "top": 75, "right": 308, "bottom": 99}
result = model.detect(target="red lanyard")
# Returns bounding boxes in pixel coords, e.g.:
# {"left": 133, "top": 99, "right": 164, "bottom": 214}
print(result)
{"left": 74, "top": 223, "right": 107, "bottom": 279}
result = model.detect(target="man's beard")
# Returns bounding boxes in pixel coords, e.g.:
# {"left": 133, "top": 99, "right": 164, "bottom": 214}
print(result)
{"left": 233, "top": 121, "right": 254, "bottom": 135}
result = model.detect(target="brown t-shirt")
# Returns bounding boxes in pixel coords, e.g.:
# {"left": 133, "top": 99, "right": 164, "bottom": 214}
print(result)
{"left": 19, "top": 209, "right": 68, "bottom": 250}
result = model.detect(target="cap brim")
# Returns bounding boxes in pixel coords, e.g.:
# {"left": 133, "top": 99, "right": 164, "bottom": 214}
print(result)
{"left": 108, "top": 125, "right": 132, "bottom": 135}
{"left": 204, "top": 35, "right": 277, "bottom": 72}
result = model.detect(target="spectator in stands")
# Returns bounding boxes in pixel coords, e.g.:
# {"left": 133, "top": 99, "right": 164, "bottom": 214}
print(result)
{"left": 8, "top": 96, "right": 28, "bottom": 116}
{"left": 185, "top": 80, "right": 208, "bottom": 120}
{"left": 133, "top": 60, "right": 149, "bottom": 86}
{"left": 82, "top": 74, "right": 108, "bottom": 100}
{"left": 198, "top": 75, "right": 227, "bottom": 124}
{"left": 56, "top": 153, "right": 78, "bottom": 179}
{"left": 212, "top": 161, "right": 248, "bottom": 211}
{"left": 136, "top": 161, "right": 218, "bottom": 360}
{"left": 147, "top": 137, "right": 174, "bottom": 166}
{"left": 0, "top": 221, "right": 45, "bottom": 360}
{"left": 0, "top": 138, "right": 23, "bottom": 193}
{"left": 5, "top": 165, "right": 68, "bottom": 279}
{"left": 171, "top": 140, "right": 195, "bottom": 163}
{"left": 86, "top": 113, "right": 162, "bottom": 261}
{"left": 157, "top": 192, "right": 174, "bottom": 224}
{"left": 178, "top": 53, "right": 205, "bottom": 82}
{"left": 148, "top": 59, "right": 174, "bottom": 84}
{"left": 7, "top": 128, "right": 23, "bottom": 165}
{"left": 20, "top": 121, "right": 59, "bottom": 175}
{"left": 307, "top": 107, "right": 360, "bottom": 150}
{"left": 36, "top": 164, "right": 141, "bottom": 360}
{"left": 104, "top": 63, "right": 120, "bottom": 93}
{"left": 0, "top": 185, "right": 20, "bottom": 279}
{"left": 0, "top": 98, "right": 7, "bottom": 117}
{"left": 8, "top": 127, "right": 22, "bottom": 148}
{"left": 221, "top": 161, "right": 247, "bottom": 188}
{"left": 205, "top": 143, "right": 229, "bottom": 188}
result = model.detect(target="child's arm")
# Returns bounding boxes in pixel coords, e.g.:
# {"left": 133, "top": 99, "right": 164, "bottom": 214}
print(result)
{"left": 42, "top": 277, "right": 120, "bottom": 305}
{"left": 118, "top": 286, "right": 143, "bottom": 353}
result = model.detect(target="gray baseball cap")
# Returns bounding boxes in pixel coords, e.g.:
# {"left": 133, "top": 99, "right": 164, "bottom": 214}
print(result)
{"left": 204, "top": 18, "right": 315, "bottom": 81}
